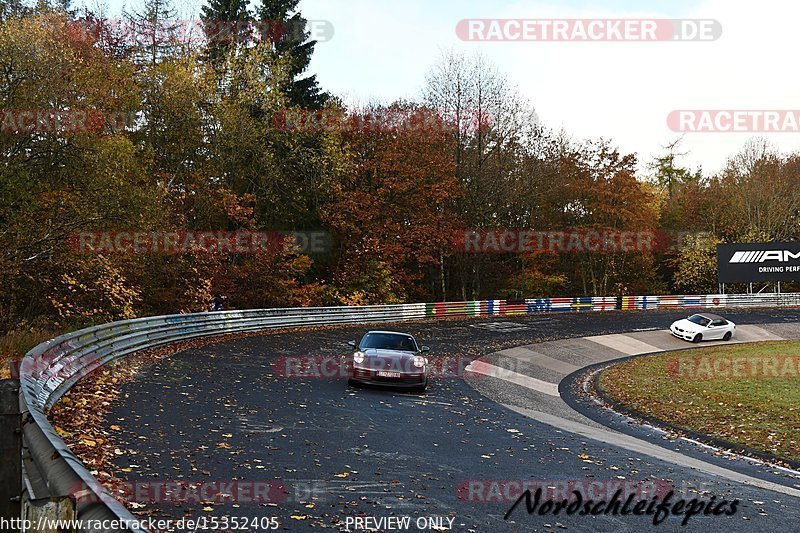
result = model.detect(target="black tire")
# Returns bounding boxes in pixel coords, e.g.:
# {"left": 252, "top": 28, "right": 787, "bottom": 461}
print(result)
{"left": 414, "top": 380, "right": 428, "bottom": 393}
{"left": 723, "top": 331, "right": 732, "bottom": 341}
{"left": 692, "top": 333, "right": 702, "bottom": 343}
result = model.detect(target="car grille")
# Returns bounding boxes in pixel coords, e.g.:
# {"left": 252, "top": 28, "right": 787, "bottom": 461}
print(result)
{"left": 671, "top": 328, "right": 692, "bottom": 340}
{"left": 352, "top": 368, "right": 424, "bottom": 383}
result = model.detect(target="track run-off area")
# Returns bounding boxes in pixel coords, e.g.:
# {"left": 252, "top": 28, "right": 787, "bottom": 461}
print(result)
{"left": 102, "top": 308, "right": 800, "bottom": 532}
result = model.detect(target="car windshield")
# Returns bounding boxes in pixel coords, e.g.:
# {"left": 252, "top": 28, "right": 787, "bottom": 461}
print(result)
{"left": 687, "top": 315, "right": 711, "bottom": 327}
{"left": 360, "top": 333, "right": 417, "bottom": 351}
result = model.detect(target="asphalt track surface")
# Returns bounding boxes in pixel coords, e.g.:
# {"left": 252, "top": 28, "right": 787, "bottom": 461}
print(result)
{"left": 105, "top": 308, "right": 800, "bottom": 532}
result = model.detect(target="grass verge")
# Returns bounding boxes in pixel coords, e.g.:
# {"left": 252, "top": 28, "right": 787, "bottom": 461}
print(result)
{"left": 599, "top": 340, "right": 800, "bottom": 463}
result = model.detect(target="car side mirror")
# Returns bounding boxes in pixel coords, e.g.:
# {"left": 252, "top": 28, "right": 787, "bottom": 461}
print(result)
{"left": 420, "top": 346, "right": 430, "bottom": 352}
{"left": 347, "top": 340, "right": 356, "bottom": 348}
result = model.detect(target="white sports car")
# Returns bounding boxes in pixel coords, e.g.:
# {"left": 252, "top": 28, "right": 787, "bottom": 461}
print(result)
{"left": 670, "top": 313, "right": 735, "bottom": 343}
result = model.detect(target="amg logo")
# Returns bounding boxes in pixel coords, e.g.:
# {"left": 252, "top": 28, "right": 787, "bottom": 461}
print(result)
{"left": 729, "top": 250, "right": 800, "bottom": 263}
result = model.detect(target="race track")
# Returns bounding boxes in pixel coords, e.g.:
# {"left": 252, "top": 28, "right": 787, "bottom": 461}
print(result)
{"left": 105, "top": 308, "right": 800, "bottom": 532}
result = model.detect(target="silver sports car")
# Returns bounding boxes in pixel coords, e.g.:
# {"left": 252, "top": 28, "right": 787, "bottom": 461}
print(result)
{"left": 345, "top": 331, "right": 430, "bottom": 391}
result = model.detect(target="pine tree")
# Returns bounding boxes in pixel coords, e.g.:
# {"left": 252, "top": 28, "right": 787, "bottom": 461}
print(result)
{"left": 200, "top": 0, "right": 250, "bottom": 65}
{"left": 123, "top": 0, "right": 181, "bottom": 67}
{"left": 256, "top": 0, "right": 326, "bottom": 108}
{"left": 650, "top": 138, "right": 695, "bottom": 198}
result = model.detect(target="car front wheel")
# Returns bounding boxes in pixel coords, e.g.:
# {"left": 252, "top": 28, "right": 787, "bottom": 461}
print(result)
{"left": 692, "top": 333, "right": 702, "bottom": 343}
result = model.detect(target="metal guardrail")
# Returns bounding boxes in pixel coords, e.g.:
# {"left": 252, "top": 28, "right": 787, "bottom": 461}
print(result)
{"left": 16, "top": 293, "right": 800, "bottom": 531}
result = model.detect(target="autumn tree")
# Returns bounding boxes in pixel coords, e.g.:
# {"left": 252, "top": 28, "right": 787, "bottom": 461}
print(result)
{"left": 0, "top": 13, "right": 161, "bottom": 327}
{"left": 669, "top": 233, "right": 722, "bottom": 294}
{"left": 718, "top": 139, "right": 800, "bottom": 241}
{"left": 320, "top": 103, "right": 460, "bottom": 303}
{"left": 8, "top": 5, "right": 800, "bottom": 337}
{"left": 546, "top": 140, "right": 664, "bottom": 296}
{"left": 424, "top": 50, "right": 539, "bottom": 299}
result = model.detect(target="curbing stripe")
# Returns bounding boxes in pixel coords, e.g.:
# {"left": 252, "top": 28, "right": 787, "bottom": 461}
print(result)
{"left": 466, "top": 360, "right": 560, "bottom": 397}
{"left": 583, "top": 333, "right": 663, "bottom": 355}
{"left": 503, "top": 404, "right": 800, "bottom": 498}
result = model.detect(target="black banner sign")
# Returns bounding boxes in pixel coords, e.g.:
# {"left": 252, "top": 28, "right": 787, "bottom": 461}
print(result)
{"left": 717, "top": 242, "right": 800, "bottom": 283}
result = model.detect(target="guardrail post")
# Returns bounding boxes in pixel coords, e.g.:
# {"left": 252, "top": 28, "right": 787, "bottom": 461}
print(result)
{"left": 22, "top": 496, "right": 76, "bottom": 533}
{"left": 0, "top": 378, "right": 22, "bottom": 526}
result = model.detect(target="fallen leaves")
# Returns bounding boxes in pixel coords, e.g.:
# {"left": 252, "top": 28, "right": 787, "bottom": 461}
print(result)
{"left": 47, "top": 330, "right": 277, "bottom": 516}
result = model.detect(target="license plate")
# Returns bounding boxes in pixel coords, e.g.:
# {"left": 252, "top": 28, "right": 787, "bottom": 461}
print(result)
{"left": 377, "top": 371, "right": 401, "bottom": 378}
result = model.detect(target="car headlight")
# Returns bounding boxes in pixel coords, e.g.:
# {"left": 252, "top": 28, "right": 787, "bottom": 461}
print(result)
{"left": 413, "top": 356, "right": 426, "bottom": 368}
{"left": 353, "top": 351, "right": 365, "bottom": 364}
